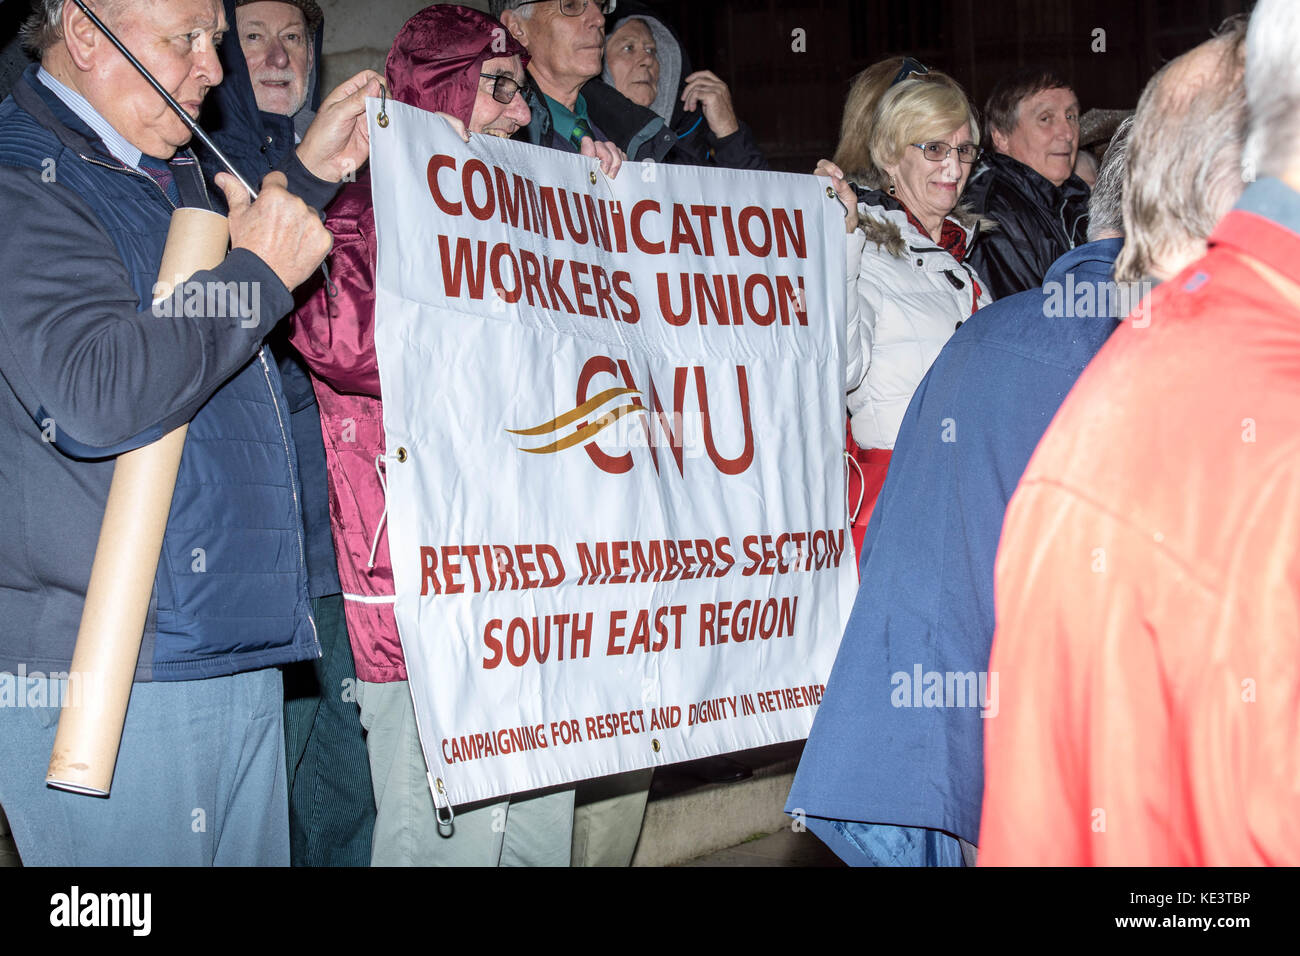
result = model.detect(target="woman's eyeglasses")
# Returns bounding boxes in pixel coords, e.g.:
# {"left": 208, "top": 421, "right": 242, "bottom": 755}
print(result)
{"left": 910, "top": 141, "right": 982, "bottom": 164}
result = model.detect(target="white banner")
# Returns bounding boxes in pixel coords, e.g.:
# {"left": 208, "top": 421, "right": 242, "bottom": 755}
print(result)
{"left": 368, "top": 100, "right": 855, "bottom": 807}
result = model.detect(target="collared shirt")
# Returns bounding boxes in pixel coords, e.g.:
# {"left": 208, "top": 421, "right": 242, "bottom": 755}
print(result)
{"left": 1234, "top": 175, "right": 1300, "bottom": 235}
{"left": 542, "top": 91, "right": 593, "bottom": 148}
{"left": 37, "top": 67, "right": 144, "bottom": 172}
{"left": 980, "top": 178, "right": 1300, "bottom": 866}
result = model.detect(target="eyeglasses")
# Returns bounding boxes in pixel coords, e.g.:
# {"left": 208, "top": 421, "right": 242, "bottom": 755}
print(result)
{"left": 515, "top": 0, "right": 616, "bottom": 16}
{"left": 910, "top": 141, "right": 982, "bottom": 164}
{"left": 480, "top": 73, "right": 524, "bottom": 105}
{"left": 890, "top": 56, "right": 930, "bottom": 87}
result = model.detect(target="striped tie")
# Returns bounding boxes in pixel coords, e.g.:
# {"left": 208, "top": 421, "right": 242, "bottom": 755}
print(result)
{"left": 568, "top": 116, "right": 593, "bottom": 150}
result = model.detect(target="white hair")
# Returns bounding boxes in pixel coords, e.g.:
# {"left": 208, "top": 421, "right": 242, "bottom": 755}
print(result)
{"left": 1086, "top": 117, "right": 1132, "bottom": 242}
{"left": 1114, "top": 20, "right": 1248, "bottom": 283}
{"left": 495, "top": 1, "right": 535, "bottom": 20}
{"left": 1245, "top": 0, "right": 1300, "bottom": 181}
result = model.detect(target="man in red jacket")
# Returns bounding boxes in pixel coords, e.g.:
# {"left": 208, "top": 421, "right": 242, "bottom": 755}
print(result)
{"left": 981, "top": 4, "right": 1300, "bottom": 865}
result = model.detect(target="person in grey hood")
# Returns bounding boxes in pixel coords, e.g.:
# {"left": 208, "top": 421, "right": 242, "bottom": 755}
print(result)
{"left": 203, "top": 0, "right": 377, "bottom": 868}
{"left": 604, "top": 0, "right": 767, "bottom": 169}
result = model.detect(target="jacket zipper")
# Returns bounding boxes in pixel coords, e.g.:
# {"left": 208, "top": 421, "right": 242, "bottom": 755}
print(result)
{"left": 259, "top": 350, "right": 319, "bottom": 652}
{"left": 1059, "top": 195, "right": 1083, "bottom": 251}
{"left": 86, "top": 151, "right": 320, "bottom": 653}
{"left": 80, "top": 153, "right": 177, "bottom": 210}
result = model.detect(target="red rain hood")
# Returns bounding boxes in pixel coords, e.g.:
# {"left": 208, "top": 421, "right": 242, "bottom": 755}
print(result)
{"left": 385, "top": 4, "right": 529, "bottom": 124}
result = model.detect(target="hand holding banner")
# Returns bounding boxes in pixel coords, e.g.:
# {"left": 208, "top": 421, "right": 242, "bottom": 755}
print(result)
{"left": 369, "top": 100, "right": 855, "bottom": 808}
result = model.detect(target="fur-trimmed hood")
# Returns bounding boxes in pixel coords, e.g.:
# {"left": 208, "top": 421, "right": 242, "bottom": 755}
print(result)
{"left": 853, "top": 187, "right": 996, "bottom": 258}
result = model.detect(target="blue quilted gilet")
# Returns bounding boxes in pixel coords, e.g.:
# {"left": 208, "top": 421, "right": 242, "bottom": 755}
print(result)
{"left": 0, "top": 70, "right": 317, "bottom": 679}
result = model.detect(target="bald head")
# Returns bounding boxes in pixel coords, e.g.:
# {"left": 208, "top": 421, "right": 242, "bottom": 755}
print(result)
{"left": 1114, "top": 19, "right": 1248, "bottom": 283}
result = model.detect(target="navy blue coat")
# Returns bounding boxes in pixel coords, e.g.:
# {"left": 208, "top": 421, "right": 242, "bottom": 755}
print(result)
{"left": 786, "top": 238, "right": 1124, "bottom": 846}
{"left": 202, "top": 0, "right": 340, "bottom": 599}
{"left": 0, "top": 67, "right": 329, "bottom": 680}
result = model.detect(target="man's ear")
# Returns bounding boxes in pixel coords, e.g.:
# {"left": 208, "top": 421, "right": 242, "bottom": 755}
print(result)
{"left": 500, "top": 11, "right": 529, "bottom": 48}
{"left": 990, "top": 126, "right": 1009, "bottom": 155}
{"left": 61, "top": 0, "right": 102, "bottom": 72}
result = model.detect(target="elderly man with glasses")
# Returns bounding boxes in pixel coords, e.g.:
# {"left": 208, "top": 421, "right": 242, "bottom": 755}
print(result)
{"left": 494, "top": 0, "right": 672, "bottom": 167}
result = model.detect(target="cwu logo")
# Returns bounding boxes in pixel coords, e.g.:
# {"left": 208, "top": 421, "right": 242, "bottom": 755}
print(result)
{"left": 507, "top": 356, "right": 755, "bottom": 476}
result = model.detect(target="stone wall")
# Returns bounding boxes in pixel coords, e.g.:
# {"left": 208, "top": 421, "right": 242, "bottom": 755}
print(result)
{"left": 317, "top": 0, "right": 491, "bottom": 92}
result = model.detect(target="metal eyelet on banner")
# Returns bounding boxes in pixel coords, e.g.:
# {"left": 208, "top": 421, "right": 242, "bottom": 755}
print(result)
{"left": 589, "top": 170, "right": 598, "bottom": 185}
{"left": 396, "top": 446, "right": 408, "bottom": 462}
{"left": 377, "top": 82, "right": 390, "bottom": 128}
{"left": 826, "top": 184, "right": 850, "bottom": 220}
{"left": 651, "top": 739, "right": 661, "bottom": 753}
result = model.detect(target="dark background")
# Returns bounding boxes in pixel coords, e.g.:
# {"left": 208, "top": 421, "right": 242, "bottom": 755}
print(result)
{"left": 652, "top": 0, "right": 1255, "bottom": 171}
{"left": 1, "top": 0, "right": 1258, "bottom": 172}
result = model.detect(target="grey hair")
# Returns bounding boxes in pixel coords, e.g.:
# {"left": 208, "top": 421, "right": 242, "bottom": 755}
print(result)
{"left": 1085, "top": 117, "right": 1132, "bottom": 241}
{"left": 491, "top": 0, "right": 535, "bottom": 19}
{"left": 1114, "top": 17, "right": 1249, "bottom": 283}
{"left": 21, "top": 0, "right": 67, "bottom": 55}
{"left": 22, "top": 0, "right": 119, "bottom": 57}
{"left": 1245, "top": 0, "right": 1300, "bottom": 182}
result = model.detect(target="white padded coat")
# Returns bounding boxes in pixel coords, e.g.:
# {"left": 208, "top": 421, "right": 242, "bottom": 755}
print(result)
{"left": 844, "top": 200, "right": 991, "bottom": 450}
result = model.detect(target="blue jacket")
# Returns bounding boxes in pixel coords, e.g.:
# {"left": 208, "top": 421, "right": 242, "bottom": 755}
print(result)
{"left": 786, "top": 238, "right": 1124, "bottom": 846}
{"left": 202, "top": 0, "right": 340, "bottom": 599}
{"left": 0, "top": 66, "right": 329, "bottom": 680}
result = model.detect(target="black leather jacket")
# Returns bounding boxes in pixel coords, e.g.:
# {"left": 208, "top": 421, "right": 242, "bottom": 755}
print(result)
{"left": 963, "top": 152, "right": 1091, "bottom": 301}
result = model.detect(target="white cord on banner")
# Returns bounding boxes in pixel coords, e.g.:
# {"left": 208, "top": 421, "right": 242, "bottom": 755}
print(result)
{"left": 366, "top": 453, "right": 390, "bottom": 569}
{"left": 845, "top": 449, "right": 866, "bottom": 526}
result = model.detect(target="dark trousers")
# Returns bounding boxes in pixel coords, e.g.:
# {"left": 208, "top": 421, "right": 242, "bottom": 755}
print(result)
{"left": 283, "top": 593, "right": 376, "bottom": 866}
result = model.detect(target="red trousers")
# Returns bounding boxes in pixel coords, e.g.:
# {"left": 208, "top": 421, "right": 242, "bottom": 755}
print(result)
{"left": 846, "top": 429, "right": 892, "bottom": 562}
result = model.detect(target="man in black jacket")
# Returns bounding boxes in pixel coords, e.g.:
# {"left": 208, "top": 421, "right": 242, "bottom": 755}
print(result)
{"left": 964, "top": 67, "right": 1091, "bottom": 300}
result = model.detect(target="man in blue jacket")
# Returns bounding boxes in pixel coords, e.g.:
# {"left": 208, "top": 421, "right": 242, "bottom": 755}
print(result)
{"left": 204, "top": 0, "right": 377, "bottom": 868}
{"left": 787, "top": 15, "right": 1251, "bottom": 865}
{"left": 0, "top": 0, "right": 379, "bottom": 865}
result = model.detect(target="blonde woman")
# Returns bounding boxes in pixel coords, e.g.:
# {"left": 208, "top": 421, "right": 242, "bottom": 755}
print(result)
{"left": 821, "top": 68, "right": 991, "bottom": 551}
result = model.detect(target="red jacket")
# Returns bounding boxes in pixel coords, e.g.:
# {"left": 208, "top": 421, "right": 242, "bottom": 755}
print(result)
{"left": 980, "top": 193, "right": 1300, "bottom": 865}
{"left": 289, "top": 5, "right": 528, "bottom": 682}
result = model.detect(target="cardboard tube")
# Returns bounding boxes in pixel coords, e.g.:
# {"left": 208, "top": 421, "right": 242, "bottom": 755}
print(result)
{"left": 47, "top": 207, "right": 230, "bottom": 796}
